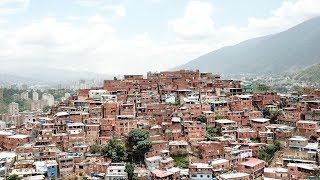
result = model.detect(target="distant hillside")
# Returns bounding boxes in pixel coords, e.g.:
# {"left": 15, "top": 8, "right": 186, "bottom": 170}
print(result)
{"left": 0, "top": 74, "right": 37, "bottom": 84}
{"left": 0, "top": 67, "right": 112, "bottom": 84}
{"left": 293, "top": 64, "right": 320, "bottom": 83}
{"left": 175, "top": 17, "right": 320, "bottom": 74}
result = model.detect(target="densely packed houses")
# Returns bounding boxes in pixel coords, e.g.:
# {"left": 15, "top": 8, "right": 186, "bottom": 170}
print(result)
{"left": 0, "top": 70, "right": 320, "bottom": 179}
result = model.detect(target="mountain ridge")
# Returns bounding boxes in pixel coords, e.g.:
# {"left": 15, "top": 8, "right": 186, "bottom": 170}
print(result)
{"left": 293, "top": 63, "right": 320, "bottom": 83}
{"left": 175, "top": 17, "right": 320, "bottom": 74}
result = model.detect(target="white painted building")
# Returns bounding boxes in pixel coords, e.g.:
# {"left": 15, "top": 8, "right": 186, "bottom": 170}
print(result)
{"left": 145, "top": 156, "right": 162, "bottom": 171}
{"left": 101, "top": 94, "right": 117, "bottom": 102}
{"left": 65, "top": 93, "right": 71, "bottom": 99}
{"left": 105, "top": 163, "right": 128, "bottom": 180}
{"left": 0, "top": 151, "right": 16, "bottom": 175}
{"left": 20, "top": 91, "right": 29, "bottom": 100}
{"left": 189, "top": 163, "right": 214, "bottom": 180}
{"left": 0, "top": 121, "right": 5, "bottom": 129}
{"left": 42, "top": 93, "right": 55, "bottom": 106}
{"left": 89, "top": 90, "right": 108, "bottom": 99}
{"left": 32, "top": 91, "right": 39, "bottom": 101}
{"left": 9, "top": 102, "right": 19, "bottom": 115}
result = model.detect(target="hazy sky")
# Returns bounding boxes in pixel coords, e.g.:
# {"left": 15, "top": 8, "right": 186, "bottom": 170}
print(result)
{"left": 0, "top": 0, "right": 320, "bottom": 75}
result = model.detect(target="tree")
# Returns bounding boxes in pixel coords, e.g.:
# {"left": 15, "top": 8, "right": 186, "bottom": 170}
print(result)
{"left": 206, "top": 127, "right": 222, "bottom": 140}
{"left": 263, "top": 109, "right": 271, "bottom": 117}
{"left": 196, "top": 114, "right": 207, "bottom": 124}
{"left": 273, "top": 86, "right": 288, "bottom": 93}
{"left": 126, "top": 163, "right": 136, "bottom": 180}
{"left": 258, "top": 141, "right": 281, "bottom": 165}
{"left": 128, "top": 129, "right": 152, "bottom": 162}
{"left": 101, "top": 140, "right": 127, "bottom": 162}
{"left": 172, "top": 155, "right": 189, "bottom": 168}
{"left": 291, "top": 85, "right": 304, "bottom": 94}
{"left": 90, "top": 144, "right": 102, "bottom": 154}
{"left": 7, "top": 174, "right": 22, "bottom": 180}
{"left": 250, "top": 137, "right": 261, "bottom": 143}
{"left": 128, "top": 129, "right": 150, "bottom": 147}
{"left": 256, "top": 83, "right": 270, "bottom": 92}
{"left": 0, "top": 101, "right": 7, "bottom": 113}
{"left": 42, "top": 105, "right": 51, "bottom": 113}
{"left": 175, "top": 97, "right": 181, "bottom": 106}
{"left": 309, "top": 135, "right": 318, "bottom": 143}
{"left": 264, "top": 109, "right": 283, "bottom": 123}
{"left": 215, "top": 116, "right": 225, "bottom": 120}
{"left": 134, "top": 140, "right": 152, "bottom": 156}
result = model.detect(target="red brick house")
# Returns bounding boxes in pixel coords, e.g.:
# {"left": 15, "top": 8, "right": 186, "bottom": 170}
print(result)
{"left": 198, "top": 141, "right": 224, "bottom": 160}
{"left": 296, "top": 120, "right": 318, "bottom": 137}
{"left": 237, "top": 158, "right": 265, "bottom": 179}
{"left": 250, "top": 118, "right": 270, "bottom": 131}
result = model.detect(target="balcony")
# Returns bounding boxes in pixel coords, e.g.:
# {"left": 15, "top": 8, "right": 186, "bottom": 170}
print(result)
{"left": 283, "top": 155, "right": 316, "bottom": 163}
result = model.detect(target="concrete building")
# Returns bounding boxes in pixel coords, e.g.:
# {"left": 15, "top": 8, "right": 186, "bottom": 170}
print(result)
{"left": 189, "top": 163, "right": 214, "bottom": 180}
{"left": 31, "top": 100, "right": 47, "bottom": 111}
{"left": 0, "top": 121, "right": 6, "bottom": 129}
{"left": 105, "top": 163, "right": 127, "bottom": 180}
{"left": 0, "top": 88, "right": 3, "bottom": 100}
{"left": 65, "top": 93, "right": 71, "bottom": 100}
{"left": 20, "top": 91, "right": 29, "bottom": 100}
{"left": 13, "top": 94, "right": 19, "bottom": 101}
{"left": 42, "top": 93, "right": 55, "bottom": 106}
{"left": 21, "top": 84, "right": 28, "bottom": 90}
{"left": 0, "top": 152, "right": 16, "bottom": 176}
{"left": 264, "top": 167, "right": 288, "bottom": 179}
{"left": 9, "top": 102, "right": 19, "bottom": 115}
{"left": 32, "top": 91, "right": 39, "bottom": 101}
{"left": 219, "top": 172, "right": 250, "bottom": 180}
{"left": 88, "top": 90, "right": 108, "bottom": 99}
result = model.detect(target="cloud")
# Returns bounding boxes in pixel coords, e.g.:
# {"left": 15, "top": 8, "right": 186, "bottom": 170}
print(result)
{"left": 0, "top": 0, "right": 29, "bottom": 15}
{"left": 66, "top": 16, "right": 81, "bottom": 21}
{"left": 75, "top": 0, "right": 126, "bottom": 19}
{"left": 168, "top": 0, "right": 320, "bottom": 60}
{"left": 144, "top": 0, "right": 162, "bottom": 3}
{"left": 102, "top": 5, "right": 126, "bottom": 18}
{"left": 0, "top": 12, "right": 209, "bottom": 75}
{"left": 1, "top": 0, "right": 320, "bottom": 76}
{"left": 247, "top": 0, "right": 320, "bottom": 34}
{"left": 0, "top": 0, "right": 29, "bottom": 6}
{"left": 0, "top": 15, "right": 159, "bottom": 74}
{"left": 0, "top": 19, "right": 8, "bottom": 23}
{"left": 169, "top": 0, "right": 214, "bottom": 39}
{"left": 74, "top": 0, "right": 103, "bottom": 7}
